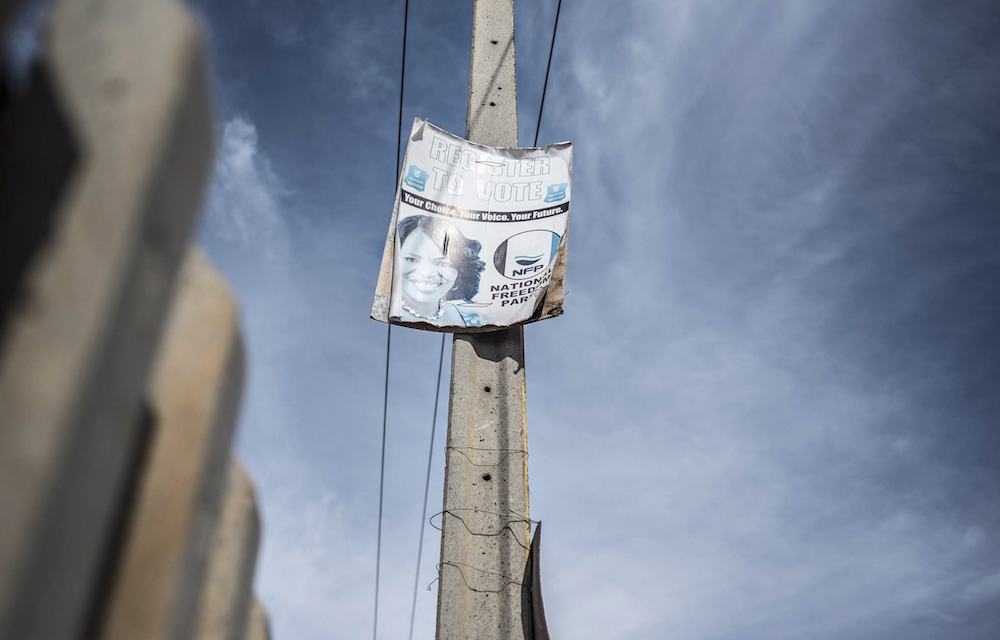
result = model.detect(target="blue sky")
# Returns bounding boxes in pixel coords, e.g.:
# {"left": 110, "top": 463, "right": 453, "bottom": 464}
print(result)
{"left": 162, "top": 0, "right": 1000, "bottom": 638}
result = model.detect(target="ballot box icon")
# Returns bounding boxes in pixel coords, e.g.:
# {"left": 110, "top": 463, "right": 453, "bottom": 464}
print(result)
{"left": 544, "top": 182, "right": 567, "bottom": 203}
{"left": 404, "top": 165, "right": 429, "bottom": 191}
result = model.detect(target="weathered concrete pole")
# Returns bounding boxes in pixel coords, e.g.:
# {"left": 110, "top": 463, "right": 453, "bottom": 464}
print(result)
{"left": 435, "top": 1, "right": 532, "bottom": 639}
{"left": 0, "top": 1, "right": 214, "bottom": 638}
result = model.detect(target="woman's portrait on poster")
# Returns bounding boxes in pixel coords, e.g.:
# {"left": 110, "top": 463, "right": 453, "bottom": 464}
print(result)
{"left": 394, "top": 214, "right": 491, "bottom": 327}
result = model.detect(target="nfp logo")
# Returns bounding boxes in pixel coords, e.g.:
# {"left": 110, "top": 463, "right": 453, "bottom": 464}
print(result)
{"left": 493, "top": 230, "right": 561, "bottom": 280}
{"left": 403, "top": 165, "right": 429, "bottom": 191}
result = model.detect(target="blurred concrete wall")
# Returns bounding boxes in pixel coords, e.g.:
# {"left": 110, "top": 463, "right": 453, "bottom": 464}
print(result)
{"left": 0, "top": 1, "right": 270, "bottom": 638}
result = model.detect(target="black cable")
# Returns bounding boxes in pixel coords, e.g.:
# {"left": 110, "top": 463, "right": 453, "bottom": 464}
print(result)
{"left": 533, "top": 0, "right": 563, "bottom": 147}
{"left": 396, "top": 0, "right": 411, "bottom": 178}
{"left": 372, "top": 324, "right": 391, "bottom": 640}
{"left": 374, "top": 1, "right": 409, "bottom": 638}
{"left": 408, "top": 334, "right": 447, "bottom": 640}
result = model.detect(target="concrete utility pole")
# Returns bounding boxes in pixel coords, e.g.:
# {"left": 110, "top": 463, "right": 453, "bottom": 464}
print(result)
{"left": 435, "top": 1, "right": 532, "bottom": 639}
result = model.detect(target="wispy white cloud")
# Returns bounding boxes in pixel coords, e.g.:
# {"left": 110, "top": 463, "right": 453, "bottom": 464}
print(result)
{"left": 190, "top": 0, "right": 1000, "bottom": 638}
{"left": 318, "top": 19, "right": 397, "bottom": 102}
{"left": 522, "top": 1, "right": 1000, "bottom": 639}
{"left": 204, "top": 117, "right": 291, "bottom": 254}
{"left": 198, "top": 107, "right": 451, "bottom": 639}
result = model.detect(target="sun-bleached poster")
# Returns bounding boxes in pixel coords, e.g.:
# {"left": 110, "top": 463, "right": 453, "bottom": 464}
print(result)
{"left": 371, "top": 119, "right": 572, "bottom": 332}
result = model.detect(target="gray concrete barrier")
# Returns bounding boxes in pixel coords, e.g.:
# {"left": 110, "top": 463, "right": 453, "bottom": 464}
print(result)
{"left": 0, "top": 0, "right": 273, "bottom": 638}
{"left": 244, "top": 599, "right": 271, "bottom": 640}
{"left": 194, "top": 459, "right": 262, "bottom": 640}
{"left": 96, "top": 249, "right": 245, "bottom": 640}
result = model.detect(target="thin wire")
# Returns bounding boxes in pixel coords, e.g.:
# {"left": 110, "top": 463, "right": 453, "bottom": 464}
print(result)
{"left": 436, "top": 561, "right": 528, "bottom": 593}
{"left": 408, "top": 334, "right": 447, "bottom": 640}
{"left": 372, "top": 326, "right": 391, "bottom": 640}
{"left": 374, "top": 1, "right": 409, "bottom": 638}
{"left": 446, "top": 445, "right": 528, "bottom": 467}
{"left": 428, "top": 510, "right": 532, "bottom": 551}
{"left": 396, "top": 0, "right": 410, "bottom": 178}
{"left": 533, "top": 0, "right": 563, "bottom": 147}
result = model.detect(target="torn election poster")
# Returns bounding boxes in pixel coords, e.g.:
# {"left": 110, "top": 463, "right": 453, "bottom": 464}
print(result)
{"left": 371, "top": 118, "right": 573, "bottom": 332}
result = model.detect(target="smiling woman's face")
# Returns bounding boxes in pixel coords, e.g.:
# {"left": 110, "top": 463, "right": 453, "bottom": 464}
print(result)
{"left": 400, "top": 230, "right": 458, "bottom": 307}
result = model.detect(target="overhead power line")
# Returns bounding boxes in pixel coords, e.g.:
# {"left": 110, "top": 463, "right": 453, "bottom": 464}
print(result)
{"left": 373, "top": 323, "right": 391, "bottom": 640}
{"left": 408, "top": 334, "right": 447, "bottom": 640}
{"left": 534, "top": 0, "right": 563, "bottom": 147}
{"left": 373, "top": 1, "right": 409, "bottom": 639}
{"left": 396, "top": 0, "right": 410, "bottom": 178}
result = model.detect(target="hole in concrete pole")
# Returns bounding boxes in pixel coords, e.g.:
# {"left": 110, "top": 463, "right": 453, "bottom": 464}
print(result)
{"left": 482, "top": 473, "right": 492, "bottom": 481}
{"left": 491, "top": 39, "right": 498, "bottom": 44}
{"left": 484, "top": 386, "right": 491, "bottom": 392}
{"left": 489, "top": 101, "right": 496, "bottom": 106}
